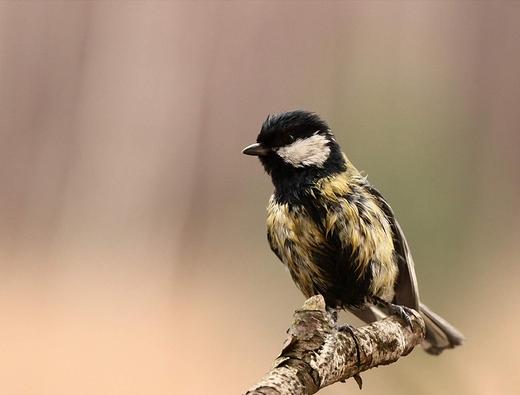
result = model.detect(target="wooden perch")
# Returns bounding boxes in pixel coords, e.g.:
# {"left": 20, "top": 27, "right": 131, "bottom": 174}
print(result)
{"left": 245, "top": 295, "right": 425, "bottom": 395}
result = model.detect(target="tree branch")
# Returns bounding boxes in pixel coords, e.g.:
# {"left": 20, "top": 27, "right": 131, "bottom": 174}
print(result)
{"left": 245, "top": 295, "right": 425, "bottom": 395}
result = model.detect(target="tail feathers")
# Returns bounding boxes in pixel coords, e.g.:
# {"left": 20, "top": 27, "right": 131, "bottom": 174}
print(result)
{"left": 419, "top": 302, "right": 466, "bottom": 355}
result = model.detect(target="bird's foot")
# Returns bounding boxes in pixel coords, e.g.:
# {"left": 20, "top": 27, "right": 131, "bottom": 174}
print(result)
{"left": 369, "top": 296, "right": 414, "bottom": 331}
{"left": 338, "top": 323, "right": 362, "bottom": 369}
{"left": 387, "top": 303, "right": 414, "bottom": 331}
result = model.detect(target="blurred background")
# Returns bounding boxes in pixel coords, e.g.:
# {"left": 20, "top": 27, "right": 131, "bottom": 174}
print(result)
{"left": 1, "top": 2, "right": 519, "bottom": 394}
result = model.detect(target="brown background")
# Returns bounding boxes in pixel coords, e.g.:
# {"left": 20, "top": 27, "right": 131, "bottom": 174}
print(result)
{"left": 1, "top": 2, "right": 519, "bottom": 394}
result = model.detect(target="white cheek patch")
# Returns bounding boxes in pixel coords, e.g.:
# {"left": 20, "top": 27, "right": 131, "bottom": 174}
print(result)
{"left": 276, "top": 133, "right": 331, "bottom": 168}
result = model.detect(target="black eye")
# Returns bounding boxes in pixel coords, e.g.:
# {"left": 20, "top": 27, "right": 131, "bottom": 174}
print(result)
{"left": 282, "top": 134, "right": 295, "bottom": 145}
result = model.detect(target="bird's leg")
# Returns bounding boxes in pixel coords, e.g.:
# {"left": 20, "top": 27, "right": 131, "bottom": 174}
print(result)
{"left": 369, "top": 296, "right": 414, "bottom": 331}
{"left": 326, "top": 306, "right": 339, "bottom": 325}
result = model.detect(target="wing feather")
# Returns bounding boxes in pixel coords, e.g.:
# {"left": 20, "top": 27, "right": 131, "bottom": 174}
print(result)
{"left": 365, "top": 184, "right": 420, "bottom": 310}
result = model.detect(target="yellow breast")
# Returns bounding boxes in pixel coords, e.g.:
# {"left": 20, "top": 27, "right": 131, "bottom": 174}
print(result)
{"left": 267, "top": 164, "right": 398, "bottom": 302}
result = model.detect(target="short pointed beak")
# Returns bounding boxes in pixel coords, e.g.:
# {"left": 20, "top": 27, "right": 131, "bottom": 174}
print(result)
{"left": 242, "top": 142, "right": 270, "bottom": 156}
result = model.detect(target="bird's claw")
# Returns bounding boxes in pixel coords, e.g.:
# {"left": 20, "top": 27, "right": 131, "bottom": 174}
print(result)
{"left": 387, "top": 303, "right": 414, "bottom": 331}
{"left": 338, "top": 323, "right": 362, "bottom": 369}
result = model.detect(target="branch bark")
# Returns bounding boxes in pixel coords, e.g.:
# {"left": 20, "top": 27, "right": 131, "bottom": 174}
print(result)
{"left": 245, "top": 295, "right": 425, "bottom": 395}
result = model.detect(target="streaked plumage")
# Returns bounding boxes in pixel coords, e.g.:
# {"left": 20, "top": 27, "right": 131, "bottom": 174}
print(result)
{"left": 243, "top": 109, "right": 465, "bottom": 355}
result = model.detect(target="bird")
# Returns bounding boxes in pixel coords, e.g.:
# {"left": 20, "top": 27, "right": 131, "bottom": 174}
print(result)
{"left": 242, "top": 109, "right": 465, "bottom": 355}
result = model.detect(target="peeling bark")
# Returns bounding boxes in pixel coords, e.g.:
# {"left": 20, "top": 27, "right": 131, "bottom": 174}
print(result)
{"left": 246, "top": 295, "right": 425, "bottom": 394}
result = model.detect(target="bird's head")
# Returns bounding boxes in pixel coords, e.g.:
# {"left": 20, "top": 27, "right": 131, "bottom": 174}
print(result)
{"left": 242, "top": 110, "right": 345, "bottom": 188}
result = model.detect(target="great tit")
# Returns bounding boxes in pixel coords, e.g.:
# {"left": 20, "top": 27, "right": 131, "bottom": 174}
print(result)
{"left": 243, "top": 109, "right": 465, "bottom": 355}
